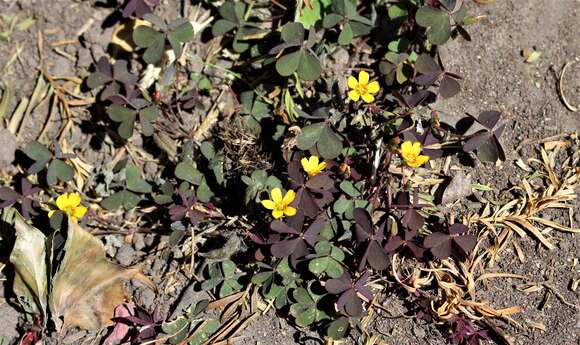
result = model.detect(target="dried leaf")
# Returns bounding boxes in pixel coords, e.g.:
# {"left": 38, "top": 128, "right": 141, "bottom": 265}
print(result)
{"left": 10, "top": 212, "right": 48, "bottom": 318}
{"left": 50, "top": 219, "right": 153, "bottom": 331}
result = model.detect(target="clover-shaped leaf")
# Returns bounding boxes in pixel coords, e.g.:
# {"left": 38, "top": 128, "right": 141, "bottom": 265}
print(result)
{"left": 289, "top": 287, "right": 329, "bottom": 327}
{"left": 107, "top": 93, "right": 159, "bottom": 139}
{"left": 308, "top": 241, "right": 345, "bottom": 278}
{"left": 423, "top": 224, "right": 476, "bottom": 260}
{"left": 416, "top": 6, "right": 452, "bottom": 45}
{"left": 296, "top": 123, "right": 343, "bottom": 160}
{"left": 86, "top": 57, "right": 138, "bottom": 100}
{"left": 24, "top": 141, "right": 74, "bottom": 186}
{"left": 273, "top": 22, "right": 322, "bottom": 81}
{"left": 462, "top": 111, "right": 506, "bottom": 162}
{"left": 133, "top": 17, "right": 193, "bottom": 64}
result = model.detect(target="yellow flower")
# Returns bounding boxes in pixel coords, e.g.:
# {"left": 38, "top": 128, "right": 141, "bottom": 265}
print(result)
{"left": 48, "top": 192, "right": 88, "bottom": 222}
{"left": 301, "top": 155, "right": 327, "bottom": 177}
{"left": 400, "top": 141, "right": 429, "bottom": 168}
{"left": 347, "top": 71, "right": 380, "bottom": 103}
{"left": 260, "top": 188, "right": 297, "bottom": 219}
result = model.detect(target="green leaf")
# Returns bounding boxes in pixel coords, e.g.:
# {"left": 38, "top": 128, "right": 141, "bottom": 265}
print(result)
{"left": 388, "top": 4, "right": 408, "bottom": 19}
{"left": 415, "top": 6, "right": 451, "bottom": 45}
{"left": 139, "top": 107, "right": 158, "bottom": 137}
{"left": 133, "top": 26, "right": 163, "bottom": 48}
{"left": 251, "top": 272, "right": 273, "bottom": 285}
{"left": 212, "top": 19, "right": 237, "bottom": 36}
{"left": 337, "top": 22, "right": 353, "bottom": 45}
{"left": 101, "top": 190, "right": 141, "bottom": 210}
{"left": 317, "top": 126, "right": 343, "bottom": 159}
{"left": 200, "top": 142, "right": 216, "bottom": 160}
{"left": 47, "top": 160, "right": 74, "bottom": 185}
{"left": 175, "top": 161, "right": 203, "bottom": 185}
{"left": 327, "top": 318, "right": 349, "bottom": 339}
{"left": 24, "top": 141, "right": 51, "bottom": 165}
{"left": 290, "top": 303, "right": 316, "bottom": 327}
{"left": 169, "top": 22, "right": 194, "bottom": 43}
{"left": 143, "top": 37, "right": 166, "bottom": 64}
{"left": 298, "top": 0, "right": 322, "bottom": 28}
{"left": 196, "top": 178, "right": 214, "bottom": 203}
{"left": 281, "top": 22, "right": 305, "bottom": 44}
{"left": 297, "top": 51, "right": 322, "bottom": 81}
{"left": 323, "top": 13, "right": 342, "bottom": 28}
{"left": 296, "top": 122, "right": 324, "bottom": 150}
{"left": 309, "top": 257, "right": 329, "bottom": 274}
{"left": 276, "top": 50, "right": 301, "bottom": 77}
{"left": 326, "top": 260, "right": 343, "bottom": 278}
{"left": 125, "top": 164, "right": 152, "bottom": 193}
{"left": 339, "top": 180, "right": 361, "bottom": 197}
{"left": 107, "top": 104, "right": 134, "bottom": 122}
{"left": 189, "top": 319, "right": 220, "bottom": 345}
{"left": 162, "top": 317, "right": 190, "bottom": 344}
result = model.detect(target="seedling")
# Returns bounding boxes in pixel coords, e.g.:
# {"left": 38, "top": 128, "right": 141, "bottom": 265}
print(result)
{"left": 271, "top": 22, "right": 322, "bottom": 81}
{"left": 423, "top": 223, "right": 476, "bottom": 260}
{"left": 23, "top": 141, "right": 74, "bottom": 186}
{"left": 462, "top": 111, "right": 506, "bottom": 162}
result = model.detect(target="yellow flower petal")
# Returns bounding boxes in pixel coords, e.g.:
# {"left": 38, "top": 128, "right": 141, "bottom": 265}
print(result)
{"left": 284, "top": 206, "right": 297, "bottom": 217}
{"left": 300, "top": 157, "right": 310, "bottom": 172}
{"left": 48, "top": 210, "right": 55, "bottom": 218}
{"left": 282, "top": 190, "right": 296, "bottom": 205}
{"left": 67, "top": 193, "right": 82, "bottom": 208}
{"left": 261, "top": 199, "right": 276, "bottom": 210}
{"left": 358, "top": 70, "right": 369, "bottom": 85}
{"left": 272, "top": 209, "right": 284, "bottom": 219}
{"left": 361, "top": 92, "right": 375, "bottom": 103}
{"left": 401, "top": 141, "right": 413, "bottom": 154}
{"left": 318, "top": 161, "right": 327, "bottom": 171}
{"left": 55, "top": 193, "right": 71, "bottom": 210}
{"left": 411, "top": 142, "right": 422, "bottom": 155}
{"left": 309, "top": 156, "right": 319, "bottom": 166}
{"left": 367, "top": 80, "right": 380, "bottom": 94}
{"left": 72, "top": 206, "right": 88, "bottom": 219}
{"left": 416, "top": 155, "right": 430, "bottom": 166}
{"left": 347, "top": 75, "right": 358, "bottom": 89}
{"left": 271, "top": 188, "right": 283, "bottom": 203}
{"left": 348, "top": 90, "right": 360, "bottom": 102}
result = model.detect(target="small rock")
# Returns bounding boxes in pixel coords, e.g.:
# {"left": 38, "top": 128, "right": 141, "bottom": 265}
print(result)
{"left": 116, "top": 243, "right": 136, "bottom": 266}
{"left": 133, "top": 233, "right": 147, "bottom": 251}
{"left": 413, "top": 325, "right": 426, "bottom": 338}
{"left": 0, "top": 129, "right": 16, "bottom": 169}
{"left": 136, "top": 284, "right": 156, "bottom": 310}
{"left": 442, "top": 170, "right": 472, "bottom": 205}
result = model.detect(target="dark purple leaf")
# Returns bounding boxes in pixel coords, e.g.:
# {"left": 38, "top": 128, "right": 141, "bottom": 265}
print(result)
{"left": 326, "top": 275, "right": 350, "bottom": 294}
{"left": 448, "top": 224, "right": 467, "bottom": 234}
{"left": 415, "top": 54, "right": 442, "bottom": 74}
{"left": 430, "top": 239, "right": 452, "bottom": 259}
{"left": 439, "top": 75, "right": 461, "bottom": 98}
{"left": 415, "top": 73, "right": 440, "bottom": 86}
{"left": 0, "top": 187, "right": 19, "bottom": 201}
{"left": 353, "top": 208, "right": 372, "bottom": 234}
{"left": 340, "top": 290, "right": 363, "bottom": 316}
{"left": 288, "top": 160, "right": 305, "bottom": 186}
{"left": 384, "top": 235, "right": 403, "bottom": 253}
{"left": 476, "top": 138, "right": 501, "bottom": 162}
{"left": 424, "top": 231, "right": 450, "bottom": 248}
{"left": 305, "top": 174, "right": 334, "bottom": 190}
{"left": 478, "top": 111, "right": 502, "bottom": 129}
{"left": 402, "top": 209, "right": 424, "bottom": 231}
{"left": 365, "top": 241, "right": 388, "bottom": 271}
{"left": 270, "top": 220, "right": 300, "bottom": 235}
{"left": 453, "top": 234, "right": 477, "bottom": 253}
{"left": 270, "top": 238, "right": 301, "bottom": 258}
{"left": 297, "top": 188, "right": 319, "bottom": 218}
{"left": 462, "top": 131, "right": 490, "bottom": 153}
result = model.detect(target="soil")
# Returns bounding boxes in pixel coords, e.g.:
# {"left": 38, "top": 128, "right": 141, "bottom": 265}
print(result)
{"left": 0, "top": 0, "right": 578, "bottom": 345}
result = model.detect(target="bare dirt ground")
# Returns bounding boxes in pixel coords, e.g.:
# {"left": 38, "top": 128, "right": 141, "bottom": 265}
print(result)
{"left": 0, "top": 0, "right": 578, "bottom": 344}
